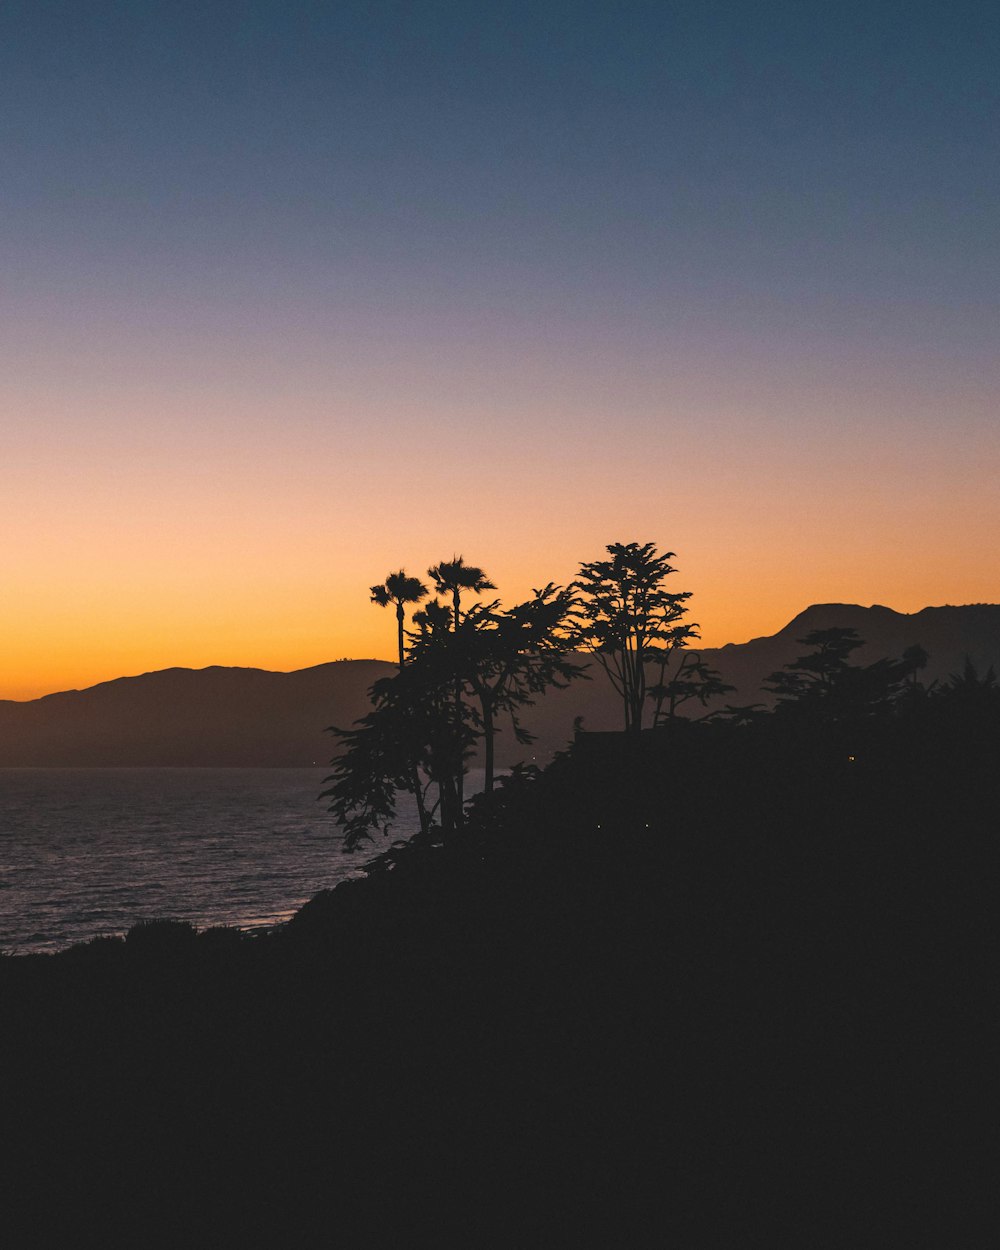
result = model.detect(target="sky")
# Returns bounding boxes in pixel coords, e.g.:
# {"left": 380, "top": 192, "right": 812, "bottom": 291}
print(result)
{"left": 2, "top": 0, "right": 998, "bottom": 699}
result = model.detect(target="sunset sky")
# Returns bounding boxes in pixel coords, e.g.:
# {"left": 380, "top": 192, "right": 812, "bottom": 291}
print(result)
{"left": 3, "top": 1, "right": 998, "bottom": 700}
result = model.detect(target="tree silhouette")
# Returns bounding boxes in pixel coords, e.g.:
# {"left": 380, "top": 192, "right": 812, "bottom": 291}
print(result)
{"left": 370, "top": 571, "right": 429, "bottom": 667}
{"left": 647, "top": 649, "right": 735, "bottom": 726}
{"left": 324, "top": 562, "right": 581, "bottom": 848}
{"left": 934, "top": 658, "right": 999, "bottom": 720}
{"left": 427, "top": 557, "right": 496, "bottom": 821}
{"left": 428, "top": 556, "right": 496, "bottom": 630}
{"left": 572, "top": 541, "right": 694, "bottom": 733}
{"left": 407, "top": 597, "right": 475, "bottom": 835}
{"left": 321, "top": 657, "right": 462, "bottom": 849}
{"left": 902, "top": 643, "right": 930, "bottom": 689}
{"left": 764, "top": 628, "right": 907, "bottom": 730}
{"left": 764, "top": 627, "right": 866, "bottom": 703}
{"left": 460, "top": 583, "right": 580, "bottom": 792}
{"left": 369, "top": 570, "right": 431, "bottom": 830}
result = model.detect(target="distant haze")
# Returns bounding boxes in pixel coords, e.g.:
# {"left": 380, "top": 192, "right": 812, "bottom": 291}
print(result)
{"left": 2, "top": 604, "right": 997, "bottom": 768}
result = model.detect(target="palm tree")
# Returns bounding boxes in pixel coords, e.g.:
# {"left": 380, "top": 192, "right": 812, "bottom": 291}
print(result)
{"left": 370, "top": 571, "right": 429, "bottom": 668}
{"left": 369, "top": 570, "right": 431, "bottom": 836}
{"left": 428, "top": 556, "right": 496, "bottom": 629}
{"left": 427, "top": 556, "right": 496, "bottom": 821}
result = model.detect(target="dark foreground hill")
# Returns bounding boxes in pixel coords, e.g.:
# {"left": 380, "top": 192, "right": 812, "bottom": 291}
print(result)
{"left": 1, "top": 602, "right": 998, "bottom": 765}
{"left": 1, "top": 695, "right": 995, "bottom": 1242}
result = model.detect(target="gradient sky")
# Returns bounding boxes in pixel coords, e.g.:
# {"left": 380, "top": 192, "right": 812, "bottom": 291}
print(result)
{"left": 3, "top": 0, "right": 998, "bottom": 699}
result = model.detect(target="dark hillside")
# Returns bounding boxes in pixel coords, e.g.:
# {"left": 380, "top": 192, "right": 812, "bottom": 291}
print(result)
{"left": 1, "top": 691, "right": 995, "bottom": 1241}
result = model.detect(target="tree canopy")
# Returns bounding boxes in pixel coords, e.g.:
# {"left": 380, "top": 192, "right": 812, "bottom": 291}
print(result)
{"left": 323, "top": 557, "right": 580, "bottom": 849}
{"left": 571, "top": 540, "right": 695, "bottom": 733}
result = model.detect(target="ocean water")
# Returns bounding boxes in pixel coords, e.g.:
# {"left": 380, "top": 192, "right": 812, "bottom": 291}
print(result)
{"left": 0, "top": 767, "right": 423, "bottom": 954}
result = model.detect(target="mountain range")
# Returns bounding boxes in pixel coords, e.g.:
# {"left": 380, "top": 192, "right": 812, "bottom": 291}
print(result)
{"left": 1, "top": 603, "right": 997, "bottom": 767}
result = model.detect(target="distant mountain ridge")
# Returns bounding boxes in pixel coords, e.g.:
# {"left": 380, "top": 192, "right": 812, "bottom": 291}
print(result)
{"left": 1, "top": 603, "right": 998, "bottom": 766}
{"left": 704, "top": 602, "right": 1000, "bottom": 708}
{"left": 0, "top": 661, "right": 390, "bottom": 767}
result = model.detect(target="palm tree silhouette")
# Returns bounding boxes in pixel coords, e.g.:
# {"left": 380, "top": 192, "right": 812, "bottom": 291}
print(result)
{"left": 427, "top": 556, "right": 496, "bottom": 630}
{"left": 369, "top": 571, "right": 432, "bottom": 836}
{"left": 370, "top": 571, "right": 429, "bottom": 668}
{"left": 427, "top": 556, "right": 496, "bottom": 822}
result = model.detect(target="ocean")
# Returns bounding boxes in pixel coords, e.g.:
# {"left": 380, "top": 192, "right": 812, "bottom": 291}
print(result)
{"left": 0, "top": 767, "right": 422, "bottom": 954}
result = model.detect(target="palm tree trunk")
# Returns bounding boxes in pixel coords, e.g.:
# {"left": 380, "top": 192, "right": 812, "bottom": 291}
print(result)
{"left": 452, "top": 588, "right": 464, "bottom": 824}
{"left": 396, "top": 602, "right": 405, "bottom": 668}
{"left": 392, "top": 600, "right": 428, "bottom": 832}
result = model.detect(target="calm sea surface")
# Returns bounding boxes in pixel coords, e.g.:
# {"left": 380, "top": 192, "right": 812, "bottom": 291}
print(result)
{"left": 0, "top": 767, "right": 423, "bottom": 954}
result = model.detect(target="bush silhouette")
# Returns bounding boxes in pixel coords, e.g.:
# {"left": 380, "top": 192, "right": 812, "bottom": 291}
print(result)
{"left": 124, "top": 918, "right": 199, "bottom": 952}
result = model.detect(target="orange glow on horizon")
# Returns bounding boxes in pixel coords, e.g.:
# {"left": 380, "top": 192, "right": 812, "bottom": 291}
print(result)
{"left": 5, "top": 543, "right": 998, "bottom": 702}
{"left": 3, "top": 328, "right": 998, "bottom": 702}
